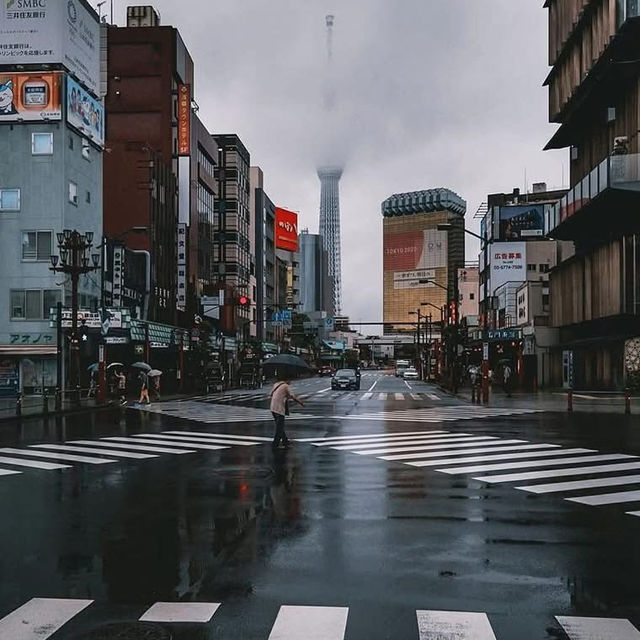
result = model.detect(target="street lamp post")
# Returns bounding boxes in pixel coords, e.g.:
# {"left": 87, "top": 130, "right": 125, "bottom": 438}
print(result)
{"left": 50, "top": 230, "right": 100, "bottom": 406}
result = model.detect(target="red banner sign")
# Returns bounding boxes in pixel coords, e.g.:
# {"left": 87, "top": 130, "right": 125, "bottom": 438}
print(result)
{"left": 177, "top": 84, "right": 191, "bottom": 156}
{"left": 275, "top": 207, "right": 299, "bottom": 252}
{"left": 383, "top": 231, "right": 424, "bottom": 271}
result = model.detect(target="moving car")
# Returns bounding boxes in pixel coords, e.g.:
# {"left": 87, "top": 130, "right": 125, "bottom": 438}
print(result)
{"left": 395, "top": 359, "right": 410, "bottom": 377}
{"left": 403, "top": 367, "right": 419, "bottom": 380}
{"left": 319, "top": 365, "right": 334, "bottom": 377}
{"left": 331, "top": 369, "right": 360, "bottom": 390}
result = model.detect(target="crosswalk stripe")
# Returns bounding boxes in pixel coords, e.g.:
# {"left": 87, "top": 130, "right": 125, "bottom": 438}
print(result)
{"left": 410, "top": 393, "right": 422, "bottom": 400}
{"left": 383, "top": 443, "right": 561, "bottom": 462}
{"left": 556, "top": 615, "right": 640, "bottom": 639}
{"left": 303, "top": 430, "right": 449, "bottom": 444}
{"left": 107, "top": 437, "right": 227, "bottom": 452}
{"left": 0, "top": 455, "right": 71, "bottom": 470}
{"left": 566, "top": 489, "right": 640, "bottom": 506}
{"left": 378, "top": 393, "right": 387, "bottom": 400}
{"left": 362, "top": 392, "right": 373, "bottom": 399}
{"left": 394, "top": 393, "right": 404, "bottom": 400}
{"left": 165, "top": 431, "right": 272, "bottom": 442}
{"left": 416, "top": 609, "right": 497, "bottom": 639}
{"left": 355, "top": 439, "right": 527, "bottom": 457}
{"left": 0, "top": 598, "right": 93, "bottom": 639}
{"left": 476, "top": 462, "right": 640, "bottom": 484}
{"left": 134, "top": 433, "right": 256, "bottom": 446}
{"left": 627, "top": 511, "right": 640, "bottom": 517}
{"left": 0, "top": 468, "right": 20, "bottom": 476}
{"left": 439, "top": 454, "right": 635, "bottom": 475}
{"left": 319, "top": 433, "right": 473, "bottom": 448}
{"left": 268, "top": 605, "right": 349, "bottom": 640}
{"left": 517, "top": 474, "right": 640, "bottom": 495}
{"left": 0, "top": 447, "right": 115, "bottom": 465}
{"left": 31, "top": 444, "right": 157, "bottom": 460}
{"left": 334, "top": 436, "right": 497, "bottom": 452}
{"left": 139, "top": 602, "right": 220, "bottom": 623}
{"left": 426, "top": 394, "right": 440, "bottom": 400}
{"left": 405, "top": 448, "right": 594, "bottom": 468}
{"left": 70, "top": 440, "right": 194, "bottom": 455}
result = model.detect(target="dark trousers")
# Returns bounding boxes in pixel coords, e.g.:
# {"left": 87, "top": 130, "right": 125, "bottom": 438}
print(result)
{"left": 272, "top": 412, "right": 288, "bottom": 447}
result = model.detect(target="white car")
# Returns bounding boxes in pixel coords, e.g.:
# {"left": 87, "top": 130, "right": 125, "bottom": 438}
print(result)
{"left": 403, "top": 367, "right": 419, "bottom": 380}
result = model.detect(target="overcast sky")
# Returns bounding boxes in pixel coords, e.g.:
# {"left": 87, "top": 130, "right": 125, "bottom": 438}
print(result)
{"left": 98, "top": 0, "right": 566, "bottom": 326}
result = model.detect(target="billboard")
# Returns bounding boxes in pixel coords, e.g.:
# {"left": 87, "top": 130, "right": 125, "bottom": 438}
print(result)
{"left": 177, "top": 84, "right": 191, "bottom": 156}
{"left": 66, "top": 76, "right": 104, "bottom": 146}
{"left": 275, "top": 207, "right": 299, "bottom": 252}
{"left": 499, "top": 204, "right": 544, "bottom": 240}
{"left": 490, "top": 242, "right": 526, "bottom": 294}
{"left": 0, "top": 72, "right": 62, "bottom": 121}
{"left": 393, "top": 269, "right": 436, "bottom": 290}
{"left": 0, "top": 0, "right": 100, "bottom": 96}
{"left": 383, "top": 229, "right": 448, "bottom": 271}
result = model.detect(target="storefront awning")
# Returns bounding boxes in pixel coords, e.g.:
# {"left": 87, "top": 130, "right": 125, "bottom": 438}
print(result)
{"left": 0, "top": 345, "right": 57, "bottom": 356}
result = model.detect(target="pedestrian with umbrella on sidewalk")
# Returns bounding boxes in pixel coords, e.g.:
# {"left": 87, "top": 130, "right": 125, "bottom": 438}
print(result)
{"left": 132, "top": 362, "right": 152, "bottom": 405}
{"left": 148, "top": 369, "right": 163, "bottom": 402}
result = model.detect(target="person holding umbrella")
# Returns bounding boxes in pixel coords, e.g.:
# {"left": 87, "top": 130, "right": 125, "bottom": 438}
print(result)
{"left": 269, "top": 375, "right": 304, "bottom": 450}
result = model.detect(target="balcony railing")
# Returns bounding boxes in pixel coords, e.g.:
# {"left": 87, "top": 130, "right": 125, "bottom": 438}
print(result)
{"left": 548, "top": 152, "right": 640, "bottom": 233}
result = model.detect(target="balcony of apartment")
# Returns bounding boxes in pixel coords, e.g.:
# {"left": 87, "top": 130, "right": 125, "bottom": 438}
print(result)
{"left": 547, "top": 152, "right": 640, "bottom": 240}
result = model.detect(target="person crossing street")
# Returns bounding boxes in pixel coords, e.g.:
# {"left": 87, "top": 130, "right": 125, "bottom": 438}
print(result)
{"left": 269, "top": 377, "right": 304, "bottom": 450}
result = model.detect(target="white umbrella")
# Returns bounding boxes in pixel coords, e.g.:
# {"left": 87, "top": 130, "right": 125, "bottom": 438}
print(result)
{"left": 148, "top": 369, "right": 163, "bottom": 377}
{"left": 107, "top": 362, "right": 125, "bottom": 369}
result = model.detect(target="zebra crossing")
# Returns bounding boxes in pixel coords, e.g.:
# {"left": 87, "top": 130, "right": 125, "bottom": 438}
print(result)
{"left": 304, "top": 429, "right": 640, "bottom": 518}
{"left": 196, "top": 390, "right": 444, "bottom": 404}
{"left": 1, "top": 597, "right": 637, "bottom": 639}
{"left": 329, "top": 406, "right": 542, "bottom": 422}
{"left": 0, "top": 430, "right": 268, "bottom": 485}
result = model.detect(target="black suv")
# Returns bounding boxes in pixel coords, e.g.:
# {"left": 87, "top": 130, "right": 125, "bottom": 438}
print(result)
{"left": 331, "top": 369, "right": 360, "bottom": 391}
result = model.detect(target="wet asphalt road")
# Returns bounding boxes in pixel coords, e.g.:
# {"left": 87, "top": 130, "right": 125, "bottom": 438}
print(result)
{"left": 1, "top": 372, "right": 640, "bottom": 639}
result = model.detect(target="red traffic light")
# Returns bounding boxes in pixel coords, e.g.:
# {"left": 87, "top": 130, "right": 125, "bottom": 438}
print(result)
{"left": 238, "top": 295, "right": 249, "bottom": 306}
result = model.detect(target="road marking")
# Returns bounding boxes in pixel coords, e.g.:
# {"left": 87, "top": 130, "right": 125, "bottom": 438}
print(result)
{"left": 404, "top": 380, "right": 412, "bottom": 390}
{"left": 303, "top": 430, "right": 449, "bottom": 444}
{"left": 394, "top": 393, "right": 404, "bottom": 400}
{"left": 30, "top": 444, "right": 156, "bottom": 460}
{"left": 268, "top": 605, "right": 349, "bottom": 640}
{"left": 556, "top": 615, "right": 640, "bottom": 639}
{"left": 410, "top": 393, "right": 422, "bottom": 400}
{"left": 165, "top": 431, "right": 272, "bottom": 442}
{"left": 383, "top": 443, "right": 560, "bottom": 462}
{"left": 0, "top": 455, "right": 71, "bottom": 470}
{"left": 517, "top": 474, "right": 640, "bottom": 494}
{"left": 0, "top": 468, "right": 20, "bottom": 476}
{"left": 362, "top": 392, "right": 373, "bottom": 399}
{"left": 356, "top": 439, "right": 526, "bottom": 457}
{"left": 318, "top": 388, "right": 331, "bottom": 394}
{"left": 416, "top": 609, "right": 497, "bottom": 639}
{"left": 108, "top": 437, "right": 228, "bottom": 452}
{"left": 405, "top": 448, "right": 592, "bottom": 468}
{"left": 335, "top": 436, "right": 497, "bottom": 451}
{"left": 0, "top": 598, "right": 93, "bottom": 639}
{"left": 427, "top": 393, "right": 440, "bottom": 400}
{"left": 319, "top": 432, "right": 472, "bottom": 447}
{"left": 567, "top": 489, "right": 640, "bottom": 506}
{"left": 367, "top": 377, "right": 380, "bottom": 392}
{"left": 0, "top": 448, "right": 115, "bottom": 465}
{"left": 440, "top": 454, "right": 635, "bottom": 476}
{"left": 139, "top": 602, "right": 220, "bottom": 623}
{"left": 71, "top": 440, "right": 195, "bottom": 455}
{"left": 135, "top": 433, "right": 256, "bottom": 446}
{"left": 378, "top": 393, "right": 387, "bottom": 400}
{"left": 476, "top": 461, "right": 640, "bottom": 484}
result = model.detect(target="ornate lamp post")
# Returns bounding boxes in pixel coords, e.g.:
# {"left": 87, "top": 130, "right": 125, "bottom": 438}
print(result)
{"left": 50, "top": 230, "right": 100, "bottom": 405}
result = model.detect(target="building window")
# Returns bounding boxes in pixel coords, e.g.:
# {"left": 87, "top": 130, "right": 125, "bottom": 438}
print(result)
{"left": 68, "top": 181, "right": 78, "bottom": 206}
{"left": 11, "top": 289, "right": 61, "bottom": 320}
{"left": 527, "top": 264, "right": 537, "bottom": 271}
{"left": 542, "top": 294, "right": 550, "bottom": 308}
{"left": 0, "top": 188, "right": 20, "bottom": 211}
{"left": 22, "top": 231, "right": 52, "bottom": 261}
{"left": 470, "top": 292, "right": 475, "bottom": 300}
{"left": 539, "top": 263, "right": 550, "bottom": 273}
{"left": 81, "top": 139, "right": 91, "bottom": 161}
{"left": 32, "top": 132, "right": 53, "bottom": 155}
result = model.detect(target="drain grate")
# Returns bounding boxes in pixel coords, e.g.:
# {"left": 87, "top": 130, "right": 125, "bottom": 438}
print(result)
{"left": 74, "top": 622, "right": 172, "bottom": 640}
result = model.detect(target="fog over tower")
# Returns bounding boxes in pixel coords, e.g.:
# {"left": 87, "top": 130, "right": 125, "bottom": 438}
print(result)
{"left": 318, "top": 14, "right": 343, "bottom": 314}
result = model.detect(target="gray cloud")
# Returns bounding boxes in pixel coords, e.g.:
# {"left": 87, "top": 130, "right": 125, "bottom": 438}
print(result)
{"left": 103, "top": 0, "right": 566, "bottom": 326}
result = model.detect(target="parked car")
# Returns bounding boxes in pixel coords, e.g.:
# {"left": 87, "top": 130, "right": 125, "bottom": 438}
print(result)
{"left": 403, "top": 367, "right": 419, "bottom": 380}
{"left": 331, "top": 369, "right": 360, "bottom": 390}
{"left": 319, "top": 365, "right": 334, "bottom": 377}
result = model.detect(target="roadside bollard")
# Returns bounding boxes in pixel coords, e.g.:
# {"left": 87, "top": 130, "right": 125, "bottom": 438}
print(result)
{"left": 15, "top": 393, "right": 22, "bottom": 417}
{"left": 567, "top": 389, "right": 573, "bottom": 413}
{"left": 43, "top": 389, "right": 49, "bottom": 415}
{"left": 626, "top": 390, "right": 631, "bottom": 415}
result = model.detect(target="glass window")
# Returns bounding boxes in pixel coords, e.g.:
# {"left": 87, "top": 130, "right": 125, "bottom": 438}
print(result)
{"left": 10, "top": 290, "right": 25, "bottom": 319}
{"left": 0, "top": 189, "right": 20, "bottom": 211}
{"left": 22, "top": 231, "right": 52, "bottom": 261}
{"left": 25, "top": 290, "right": 41, "bottom": 319}
{"left": 82, "top": 139, "right": 90, "bottom": 161}
{"left": 86, "top": 190, "right": 91, "bottom": 204}
{"left": 68, "top": 135, "right": 74, "bottom": 150}
{"left": 68, "top": 181, "right": 78, "bottom": 205}
{"left": 527, "top": 264, "right": 537, "bottom": 271}
{"left": 32, "top": 132, "right": 53, "bottom": 155}
{"left": 43, "top": 290, "right": 61, "bottom": 318}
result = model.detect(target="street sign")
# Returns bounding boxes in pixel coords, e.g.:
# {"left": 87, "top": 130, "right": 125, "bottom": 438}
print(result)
{"left": 105, "top": 337, "right": 129, "bottom": 345}
{"left": 325, "top": 317, "right": 335, "bottom": 331}
{"left": 202, "top": 296, "right": 221, "bottom": 320}
{"left": 483, "top": 342, "right": 489, "bottom": 360}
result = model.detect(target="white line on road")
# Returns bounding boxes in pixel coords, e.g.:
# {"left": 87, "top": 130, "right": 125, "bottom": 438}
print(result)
{"left": 362, "top": 392, "right": 373, "bottom": 399}
{"left": 378, "top": 393, "right": 388, "bottom": 400}
{"left": 1, "top": 447, "right": 116, "bottom": 465}
{"left": 71, "top": 440, "right": 195, "bottom": 455}
{"left": 0, "top": 468, "right": 20, "bottom": 476}
{"left": 354, "top": 439, "right": 525, "bottom": 457}
{"left": 405, "top": 448, "right": 593, "bottom": 468}
{"left": 367, "top": 377, "right": 380, "bottom": 392}
{"left": 556, "top": 615, "right": 640, "bottom": 639}
{"left": 31, "top": 444, "right": 157, "bottom": 460}
{"left": 139, "top": 602, "right": 221, "bottom": 623}
{"left": 109, "top": 437, "right": 228, "bottom": 452}
{"left": 0, "top": 455, "right": 71, "bottom": 470}
{"left": 384, "top": 443, "right": 560, "bottom": 462}
{"left": 334, "top": 435, "right": 496, "bottom": 451}
{"left": 410, "top": 393, "right": 422, "bottom": 400}
{"left": 0, "top": 598, "right": 93, "bottom": 640}
{"left": 440, "top": 454, "right": 635, "bottom": 476}
{"left": 476, "top": 461, "right": 640, "bottom": 484}
{"left": 427, "top": 393, "right": 440, "bottom": 400}
{"left": 394, "top": 393, "right": 405, "bottom": 400}
{"left": 517, "top": 474, "right": 640, "bottom": 495}
{"left": 567, "top": 489, "right": 640, "bottom": 506}
{"left": 303, "top": 430, "right": 449, "bottom": 444}
{"left": 315, "top": 432, "right": 470, "bottom": 447}
{"left": 165, "top": 431, "right": 272, "bottom": 442}
{"left": 137, "top": 433, "right": 257, "bottom": 446}
{"left": 417, "top": 609, "right": 497, "bottom": 639}
{"left": 268, "top": 605, "right": 349, "bottom": 640}
{"left": 404, "top": 380, "right": 412, "bottom": 390}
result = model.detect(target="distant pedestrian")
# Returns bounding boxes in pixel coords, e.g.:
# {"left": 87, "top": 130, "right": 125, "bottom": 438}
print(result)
{"left": 503, "top": 364, "right": 512, "bottom": 397}
{"left": 151, "top": 375, "right": 161, "bottom": 402}
{"left": 138, "top": 371, "right": 150, "bottom": 405}
{"left": 117, "top": 371, "right": 127, "bottom": 405}
{"left": 269, "top": 377, "right": 304, "bottom": 449}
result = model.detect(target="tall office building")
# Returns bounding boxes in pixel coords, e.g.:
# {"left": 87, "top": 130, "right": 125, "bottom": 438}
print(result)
{"left": 299, "top": 231, "right": 334, "bottom": 316}
{"left": 382, "top": 188, "right": 466, "bottom": 333}
{"left": 318, "top": 166, "right": 343, "bottom": 314}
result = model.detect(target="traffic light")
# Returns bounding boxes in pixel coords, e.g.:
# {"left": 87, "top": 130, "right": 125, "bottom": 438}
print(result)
{"left": 238, "top": 295, "right": 249, "bottom": 307}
